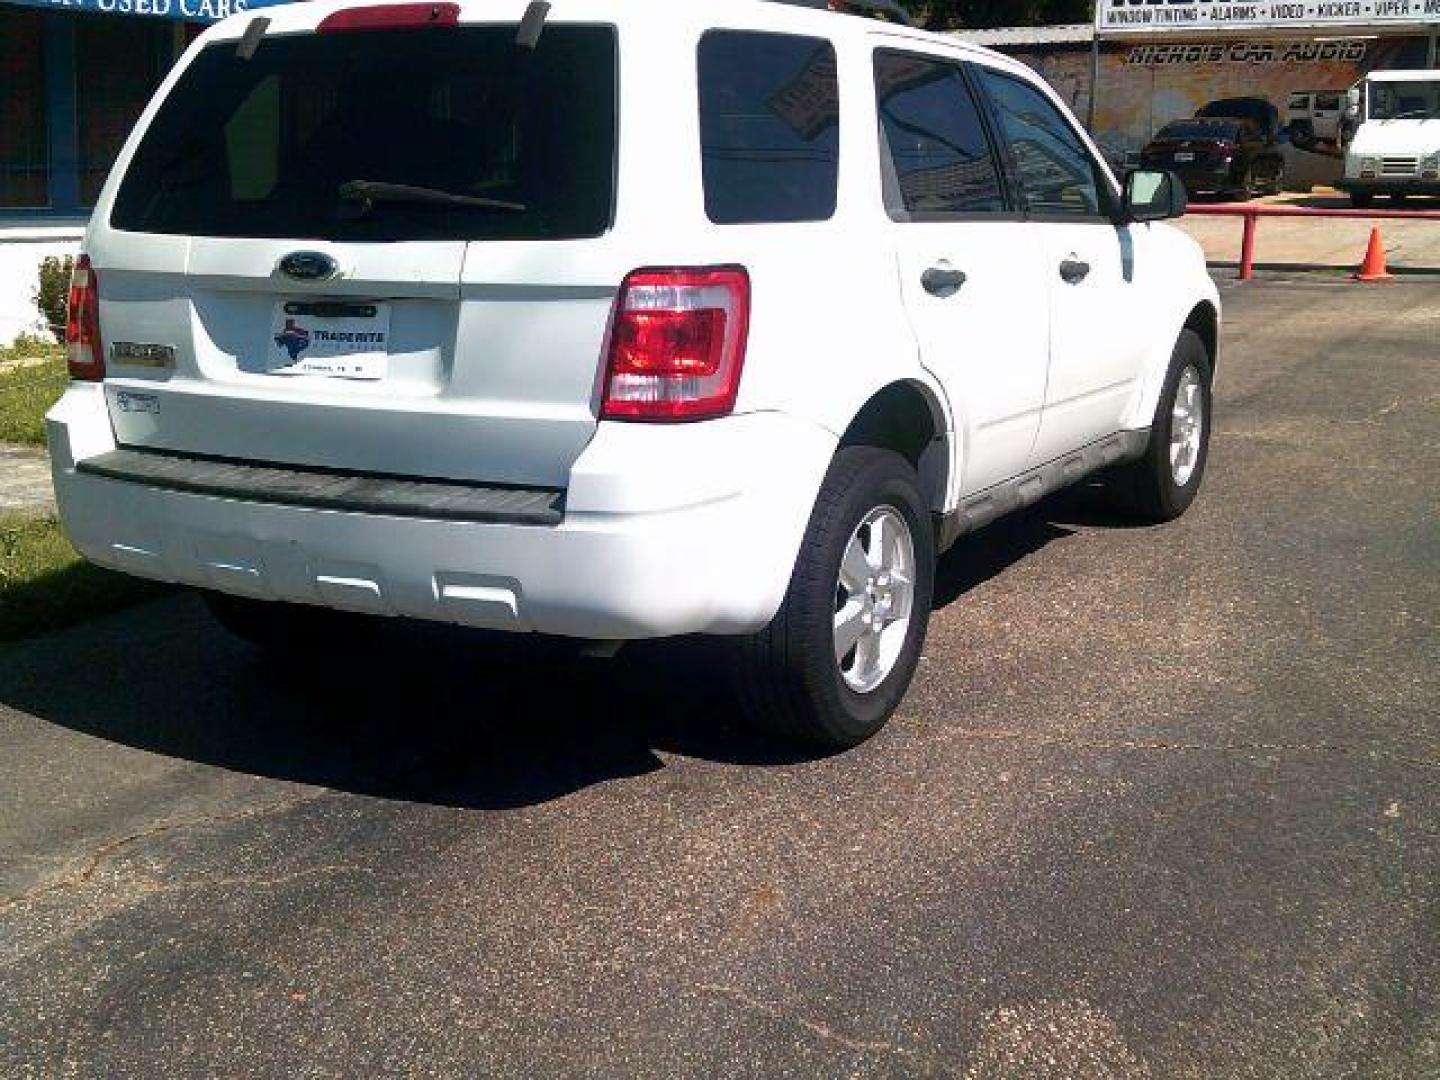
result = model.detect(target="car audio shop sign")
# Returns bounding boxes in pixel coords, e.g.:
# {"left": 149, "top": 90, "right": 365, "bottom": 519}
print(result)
{"left": 1097, "top": 0, "right": 1440, "bottom": 34}
{"left": 1126, "top": 39, "right": 1371, "bottom": 62}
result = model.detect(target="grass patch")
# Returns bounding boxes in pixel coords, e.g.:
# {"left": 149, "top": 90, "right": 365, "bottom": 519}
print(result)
{"left": 0, "top": 337, "right": 68, "bottom": 447}
{"left": 0, "top": 511, "right": 166, "bottom": 646}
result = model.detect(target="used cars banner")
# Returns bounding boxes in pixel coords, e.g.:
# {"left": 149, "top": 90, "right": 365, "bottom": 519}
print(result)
{"left": 1097, "top": 0, "right": 1440, "bottom": 36}
{"left": 1, "top": 0, "right": 289, "bottom": 21}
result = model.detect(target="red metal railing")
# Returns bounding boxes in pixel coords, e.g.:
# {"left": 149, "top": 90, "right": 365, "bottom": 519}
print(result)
{"left": 1184, "top": 202, "right": 1440, "bottom": 281}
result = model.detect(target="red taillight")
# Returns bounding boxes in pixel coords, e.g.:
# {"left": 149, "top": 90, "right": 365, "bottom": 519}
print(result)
{"left": 600, "top": 267, "right": 750, "bottom": 422}
{"left": 317, "top": 2, "right": 459, "bottom": 32}
{"left": 65, "top": 254, "right": 104, "bottom": 382}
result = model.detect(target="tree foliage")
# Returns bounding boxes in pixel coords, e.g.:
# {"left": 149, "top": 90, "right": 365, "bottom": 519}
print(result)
{"left": 32, "top": 255, "right": 73, "bottom": 343}
{"left": 913, "top": 0, "right": 1093, "bottom": 29}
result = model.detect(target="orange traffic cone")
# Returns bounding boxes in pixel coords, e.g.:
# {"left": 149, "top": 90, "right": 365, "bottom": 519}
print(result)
{"left": 1353, "top": 227, "right": 1393, "bottom": 282}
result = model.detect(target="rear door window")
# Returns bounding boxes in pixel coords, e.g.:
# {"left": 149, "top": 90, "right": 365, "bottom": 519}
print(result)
{"left": 972, "top": 66, "right": 1108, "bottom": 220}
{"left": 111, "top": 26, "right": 617, "bottom": 242}
{"left": 874, "top": 51, "right": 1007, "bottom": 220}
{"left": 698, "top": 31, "right": 839, "bottom": 224}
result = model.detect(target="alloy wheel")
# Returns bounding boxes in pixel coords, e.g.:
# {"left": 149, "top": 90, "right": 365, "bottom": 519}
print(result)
{"left": 1170, "top": 364, "right": 1205, "bottom": 487}
{"left": 833, "top": 506, "right": 916, "bottom": 694}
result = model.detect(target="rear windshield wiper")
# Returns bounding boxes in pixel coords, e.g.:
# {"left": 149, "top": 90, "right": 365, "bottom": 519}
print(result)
{"left": 338, "top": 180, "right": 527, "bottom": 218}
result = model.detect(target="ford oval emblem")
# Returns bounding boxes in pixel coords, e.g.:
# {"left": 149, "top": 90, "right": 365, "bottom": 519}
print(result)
{"left": 278, "top": 251, "right": 339, "bottom": 282}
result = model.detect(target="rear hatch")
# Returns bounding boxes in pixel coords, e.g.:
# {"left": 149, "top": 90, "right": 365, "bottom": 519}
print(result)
{"left": 94, "top": 17, "right": 619, "bottom": 489}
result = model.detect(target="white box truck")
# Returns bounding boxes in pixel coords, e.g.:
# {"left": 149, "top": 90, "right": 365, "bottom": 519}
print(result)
{"left": 1338, "top": 70, "right": 1440, "bottom": 207}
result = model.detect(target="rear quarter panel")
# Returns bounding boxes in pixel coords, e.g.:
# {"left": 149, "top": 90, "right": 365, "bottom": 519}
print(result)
{"left": 618, "top": 11, "right": 951, "bottom": 474}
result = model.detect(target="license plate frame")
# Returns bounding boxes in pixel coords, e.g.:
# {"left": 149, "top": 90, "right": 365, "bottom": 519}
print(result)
{"left": 268, "top": 299, "right": 391, "bottom": 380}
{"left": 1174, "top": 152, "right": 1195, "bottom": 163}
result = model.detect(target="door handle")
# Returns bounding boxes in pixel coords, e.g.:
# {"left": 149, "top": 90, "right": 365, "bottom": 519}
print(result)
{"left": 921, "top": 264, "right": 967, "bottom": 296}
{"left": 1059, "top": 256, "right": 1091, "bottom": 284}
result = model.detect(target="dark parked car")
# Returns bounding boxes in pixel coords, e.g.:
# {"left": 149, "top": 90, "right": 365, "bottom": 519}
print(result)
{"left": 1197, "top": 96, "right": 1283, "bottom": 140}
{"left": 1139, "top": 118, "right": 1284, "bottom": 199}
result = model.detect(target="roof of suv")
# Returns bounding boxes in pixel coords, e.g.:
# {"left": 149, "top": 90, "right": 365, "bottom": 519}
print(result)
{"left": 203, "top": 0, "right": 1005, "bottom": 64}
{"left": 766, "top": 0, "right": 915, "bottom": 26}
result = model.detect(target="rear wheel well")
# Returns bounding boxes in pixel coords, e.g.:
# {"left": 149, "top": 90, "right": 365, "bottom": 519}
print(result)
{"left": 837, "top": 382, "right": 948, "bottom": 511}
{"left": 1184, "top": 301, "right": 1218, "bottom": 372}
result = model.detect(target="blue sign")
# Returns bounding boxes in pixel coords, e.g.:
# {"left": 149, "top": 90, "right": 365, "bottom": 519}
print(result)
{"left": 0, "top": 0, "right": 292, "bottom": 22}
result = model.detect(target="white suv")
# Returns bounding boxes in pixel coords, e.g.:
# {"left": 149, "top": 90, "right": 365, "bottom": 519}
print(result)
{"left": 49, "top": 0, "right": 1218, "bottom": 748}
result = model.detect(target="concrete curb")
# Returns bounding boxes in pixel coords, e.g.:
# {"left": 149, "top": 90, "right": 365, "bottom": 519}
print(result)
{"left": 1207, "top": 260, "right": 1440, "bottom": 279}
{"left": 0, "top": 444, "right": 55, "bottom": 513}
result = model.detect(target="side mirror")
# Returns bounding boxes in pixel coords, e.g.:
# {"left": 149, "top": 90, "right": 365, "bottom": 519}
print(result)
{"left": 1124, "top": 169, "right": 1187, "bottom": 223}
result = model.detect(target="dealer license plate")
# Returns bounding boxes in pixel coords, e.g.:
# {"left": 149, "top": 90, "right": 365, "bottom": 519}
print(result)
{"left": 268, "top": 300, "right": 390, "bottom": 380}
{"left": 1174, "top": 152, "right": 1195, "bottom": 163}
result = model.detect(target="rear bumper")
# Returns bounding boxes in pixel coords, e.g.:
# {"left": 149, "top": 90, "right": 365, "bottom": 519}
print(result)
{"left": 76, "top": 447, "right": 566, "bottom": 525}
{"left": 47, "top": 385, "right": 836, "bottom": 639}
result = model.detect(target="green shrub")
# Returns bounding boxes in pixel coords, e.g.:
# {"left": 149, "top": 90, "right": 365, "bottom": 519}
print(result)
{"left": 33, "top": 255, "right": 74, "bottom": 343}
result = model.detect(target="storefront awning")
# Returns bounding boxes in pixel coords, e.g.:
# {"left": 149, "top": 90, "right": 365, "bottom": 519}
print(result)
{"left": 0, "top": 0, "right": 294, "bottom": 23}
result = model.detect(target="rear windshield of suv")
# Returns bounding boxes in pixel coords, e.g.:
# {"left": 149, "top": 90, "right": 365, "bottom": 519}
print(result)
{"left": 111, "top": 26, "right": 617, "bottom": 242}
{"left": 1156, "top": 121, "right": 1241, "bottom": 141}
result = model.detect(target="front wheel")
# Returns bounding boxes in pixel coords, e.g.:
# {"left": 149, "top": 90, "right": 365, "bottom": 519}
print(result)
{"left": 734, "top": 447, "right": 935, "bottom": 750}
{"left": 1108, "top": 329, "right": 1213, "bottom": 523}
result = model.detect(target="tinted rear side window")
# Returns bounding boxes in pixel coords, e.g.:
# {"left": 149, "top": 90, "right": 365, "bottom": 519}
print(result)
{"left": 111, "top": 27, "right": 617, "bottom": 241}
{"left": 698, "top": 31, "right": 839, "bottom": 224}
{"left": 874, "top": 51, "right": 1006, "bottom": 219}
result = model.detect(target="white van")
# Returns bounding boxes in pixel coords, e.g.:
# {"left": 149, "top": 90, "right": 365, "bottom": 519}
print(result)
{"left": 1339, "top": 69, "right": 1440, "bottom": 206}
{"left": 48, "top": 0, "right": 1217, "bottom": 748}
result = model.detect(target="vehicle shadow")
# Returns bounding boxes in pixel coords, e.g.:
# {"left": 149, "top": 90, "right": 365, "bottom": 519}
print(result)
{"left": 0, "top": 600, "right": 793, "bottom": 811}
{"left": 1186, "top": 191, "right": 1253, "bottom": 205}
{"left": 931, "top": 483, "right": 1143, "bottom": 610}
{"left": 1286, "top": 193, "right": 1354, "bottom": 210}
{"left": 0, "top": 488, "right": 1135, "bottom": 811}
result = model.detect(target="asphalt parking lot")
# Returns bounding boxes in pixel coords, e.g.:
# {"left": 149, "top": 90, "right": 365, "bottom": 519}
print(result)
{"left": 2, "top": 278, "right": 1437, "bottom": 1078}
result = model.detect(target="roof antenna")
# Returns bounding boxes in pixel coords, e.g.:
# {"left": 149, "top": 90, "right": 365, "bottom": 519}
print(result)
{"left": 236, "top": 15, "right": 270, "bottom": 60}
{"left": 515, "top": 1, "right": 550, "bottom": 49}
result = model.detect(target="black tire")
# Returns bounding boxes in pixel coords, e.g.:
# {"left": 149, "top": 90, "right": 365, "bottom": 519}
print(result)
{"left": 204, "top": 591, "right": 369, "bottom": 653}
{"left": 1350, "top": 191, "right": 1374, "bottom": 209}
{"left": 1230, "top": 166, "right": 1255, "bottom": 201}
{"left": 1108, "top": 329, "right": 1213, "bottom": 523}
{"left": 734, "top": 447, "right": 935, "bottom": 750}
{"left": 1263, "top": 161, "right": 1285, "bottom": 196}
